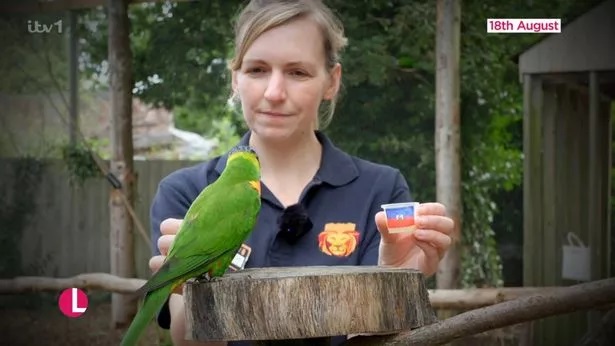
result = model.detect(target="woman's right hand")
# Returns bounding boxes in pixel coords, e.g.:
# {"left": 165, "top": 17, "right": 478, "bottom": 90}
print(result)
{"left": 149, "top": 217, "right": 184, "bottom": 294}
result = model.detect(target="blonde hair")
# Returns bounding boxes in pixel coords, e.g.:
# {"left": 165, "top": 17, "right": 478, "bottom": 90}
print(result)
{"left": 229, "top": 0, "right": 348, "bottom": 129}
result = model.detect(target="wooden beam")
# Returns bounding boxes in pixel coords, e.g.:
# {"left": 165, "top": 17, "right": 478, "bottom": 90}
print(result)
{"left": 541, "top": 84, "right": 557, "bottom": 287}
{"left": 588, "top": 71, "right": 601, "bottom": 282}
{"left": 108, "top": 0, "right": 136, "bottom": 329}
{"left": 605, "top": 101, "right": 613, "bottom": 278}
{"left": 434, "top": 0, "right": 462, "bottom": 290}
{"left": 522, "top": 74, "right": 543, "bottom": 287}
{"left": 67, "top": 10, "right": 78, "bottom": 145}
{"left": 587, "top": 71, "right": 605, "bottom": 332}
{"left": 0, "top": 0, "right": 195, "bottom": 13}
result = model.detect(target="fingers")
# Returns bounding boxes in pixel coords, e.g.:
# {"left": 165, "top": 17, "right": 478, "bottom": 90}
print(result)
{"left": 416, "top": 215, "right": 454, "bottom": 236}
{"left": 414, "top": 229, "right": 452, "bottom": 258}
{"left": 149, "top": 255, "right": 165, "bottom": 273}
{"left": 375, "top": 211, "right": 388, "bottom": 233}
{"left": 414, "top": 240, "right": 441, "bottom": 262}
{"left": 161, "top": 218, "right": 182, "bottom": 235}
{"left": 158, "top": 234, "right": 175, "bottom": 256}
{"left": 151, "top": 218, "right": 182, "bottom": 273}
{"left": 417, "top": 202, "right": 446, "bottom": 217}
{"left": 149, "top": 256, "right": 183, "bottom": 294}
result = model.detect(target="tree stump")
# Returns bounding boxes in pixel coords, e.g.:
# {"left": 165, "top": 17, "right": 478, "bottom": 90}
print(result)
{"left": 184, "top": 266, "right": 437, "bottom": 342}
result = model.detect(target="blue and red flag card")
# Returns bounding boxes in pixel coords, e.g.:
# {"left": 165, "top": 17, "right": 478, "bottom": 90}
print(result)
{"left": 381, "top": 202, "right": 419, "bottom": 233}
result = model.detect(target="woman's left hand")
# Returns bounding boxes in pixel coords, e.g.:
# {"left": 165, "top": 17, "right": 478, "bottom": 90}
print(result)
{"left": 375, "top": 202, "right": 454, "bottom": 277}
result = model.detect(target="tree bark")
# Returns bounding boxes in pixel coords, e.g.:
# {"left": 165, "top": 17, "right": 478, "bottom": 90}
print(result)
{"left": 184, "top": 266, "right": 437, "bottom": 342}
{"left": 435, "top": 0, "right": 462, "bottom": 290}
{"left": 108, "top": 0, "right": 136, "bottom": 329}
{"left": 346, "top": 277, "right": 615, "bottom": 346}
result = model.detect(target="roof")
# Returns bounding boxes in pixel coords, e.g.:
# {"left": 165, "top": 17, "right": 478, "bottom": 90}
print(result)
{"left": 0, "top": 0, "right": 194, "bottom": 13}
{"left": 516, "top": 0, "right": 615, "bottom": 76}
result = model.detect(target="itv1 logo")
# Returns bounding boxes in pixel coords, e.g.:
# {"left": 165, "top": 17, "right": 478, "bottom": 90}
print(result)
{"left": 58, "top": 288, "right": 89, "bottom": 318}
{"left": 27, "top": 20, "right": 63, "bottom": 34}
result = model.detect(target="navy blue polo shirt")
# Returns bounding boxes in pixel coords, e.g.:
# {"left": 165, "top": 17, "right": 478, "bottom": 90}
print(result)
{"left": 149, "top": 130, "right": 412, "bottom": 345}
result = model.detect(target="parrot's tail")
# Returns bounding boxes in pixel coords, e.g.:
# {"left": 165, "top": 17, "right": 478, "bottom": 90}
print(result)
{"left": 120, "top": 285, "right": 172, "bottom": 346}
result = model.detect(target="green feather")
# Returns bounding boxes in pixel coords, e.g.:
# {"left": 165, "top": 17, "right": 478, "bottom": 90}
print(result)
{"left": 120, "top": 284, "right": 173, "bottom": 346}
{"left": 120, "top": 148, "right": 261, "bottom": 345}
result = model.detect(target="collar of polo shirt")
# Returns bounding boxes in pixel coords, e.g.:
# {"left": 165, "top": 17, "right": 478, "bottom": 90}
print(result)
{"left": 214, "top": 130, "right": 359, "bottom": 187}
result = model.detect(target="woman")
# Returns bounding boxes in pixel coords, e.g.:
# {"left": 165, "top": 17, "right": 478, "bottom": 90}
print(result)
{"left": 149, "top": 1, "right": 455, "bottom": 345}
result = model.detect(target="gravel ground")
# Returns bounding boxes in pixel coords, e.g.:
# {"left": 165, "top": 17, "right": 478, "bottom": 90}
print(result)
{"left": 0, "top": 299, "right": 167, "bottom": 346}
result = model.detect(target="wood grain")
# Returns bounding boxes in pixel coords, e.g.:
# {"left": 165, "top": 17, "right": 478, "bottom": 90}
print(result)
{"left": 184, "top": 266, "right": 437, "bottom": 342}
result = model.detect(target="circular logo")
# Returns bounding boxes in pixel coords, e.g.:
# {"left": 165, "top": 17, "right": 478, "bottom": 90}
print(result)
{"left": 58, "top": 288, "right": 89, "bottom": 318}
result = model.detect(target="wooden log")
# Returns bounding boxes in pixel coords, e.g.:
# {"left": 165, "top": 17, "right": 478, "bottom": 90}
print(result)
{"left": 427, "top": 287, "right": 563, "bottom": 310}
{"left": 184, "top": 266, "right": 437, "bottom": 342}
{"left": 346, "top": 277, "right": 615, "bottom": 346}
{"left": 0, "top": 273, "right": 144, "bottom": 294}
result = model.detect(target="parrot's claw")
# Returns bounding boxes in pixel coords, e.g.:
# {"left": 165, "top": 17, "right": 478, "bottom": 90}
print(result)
{"left": 196, "top": 273, "right": 211, "bottom": 282}
{"left": 196, "top": 273, "right": 220, "bottom": 282}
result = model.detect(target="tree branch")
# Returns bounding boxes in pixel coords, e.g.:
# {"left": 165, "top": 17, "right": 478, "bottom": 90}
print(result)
{"left": 345, "top": 277, "right": 615, "bottom": 346}
{"left": 0, "top": 273, "right": 145, "bottom": 294}
{"left": 427, "top": 286, "right": 562, "bottom": 310}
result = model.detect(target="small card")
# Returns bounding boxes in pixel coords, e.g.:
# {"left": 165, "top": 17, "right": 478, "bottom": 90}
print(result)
{"left": 228, "top": 243, "right": 252, "bottom": 271}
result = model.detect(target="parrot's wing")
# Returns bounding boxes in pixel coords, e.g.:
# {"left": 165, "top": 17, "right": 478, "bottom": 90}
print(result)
{"left": 136, "top": 246, "right": 238, "bottom": 296}
{"left": 138, "top": 181, "right": 260, "bottom": 296}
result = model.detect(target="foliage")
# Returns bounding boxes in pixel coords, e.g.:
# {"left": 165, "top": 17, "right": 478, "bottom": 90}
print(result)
{"left": 0, "top": 14, "right": 68, "bottom": 94}
{"left": 206, "top": 115, "right": 243, "bottom": 158}
{"left": 77, "top": 1, "right": 242, "bottom": 122}
{"left": 60, "top": 140, "right": 104, "bottom": 187}
{"left": 172, "top": 104, "right": 241, "bottom": 159}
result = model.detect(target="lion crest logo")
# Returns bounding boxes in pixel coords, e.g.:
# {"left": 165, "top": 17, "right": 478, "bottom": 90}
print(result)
{"left": 318, "top": 223, "right": 360, "bottom": 257}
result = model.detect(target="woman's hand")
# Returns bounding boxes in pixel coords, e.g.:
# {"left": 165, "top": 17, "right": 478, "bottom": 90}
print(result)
{"left": 149, "top": 218, "right": 184, "bottom": 294}
{"left": 375, "top": 202, "right": 454, "bottom": 276}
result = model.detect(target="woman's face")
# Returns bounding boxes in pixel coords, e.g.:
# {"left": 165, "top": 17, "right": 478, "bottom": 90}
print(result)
{"left": 232, "top": 16, "right": 341, "bottom": 143}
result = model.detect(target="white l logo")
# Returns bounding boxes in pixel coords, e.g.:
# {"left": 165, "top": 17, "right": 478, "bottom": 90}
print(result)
{"left": 71, "top": 288, "right": 87, "bottom": 313}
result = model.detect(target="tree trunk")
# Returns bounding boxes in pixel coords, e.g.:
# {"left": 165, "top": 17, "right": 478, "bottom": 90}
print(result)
{"left": 108, "top": 0, "right": 136, "bottom": 329}
{"left": 184, "top": 266, "right": 437, "bottom": 342}
{"left": 435, "top": 0, "right": 462, "bottom": 289}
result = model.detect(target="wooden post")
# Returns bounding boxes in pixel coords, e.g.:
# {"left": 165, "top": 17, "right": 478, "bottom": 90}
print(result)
{"left": 184, "top": 266, "right": 437, "bottom": 342}
{"left": 67, "top": 10, "right": 78, "bottom": 145}
{"left": 435, "top": 0, "right": 462, "bottom": 289}
{"left": 587, "top": 71, "right": 601, "bottom": 331}
{"left": 108, "top": 0, "right": 136, "bottom": 328}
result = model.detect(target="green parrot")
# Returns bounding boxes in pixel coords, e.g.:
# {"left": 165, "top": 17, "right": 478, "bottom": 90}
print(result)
{"left": 120, "top": 145, "right": 262, "bottom": 346}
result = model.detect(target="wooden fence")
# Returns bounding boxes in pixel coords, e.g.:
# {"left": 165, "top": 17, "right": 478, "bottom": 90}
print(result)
{"left": 0, "top": 157, "right": 196, "bottom": 280}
